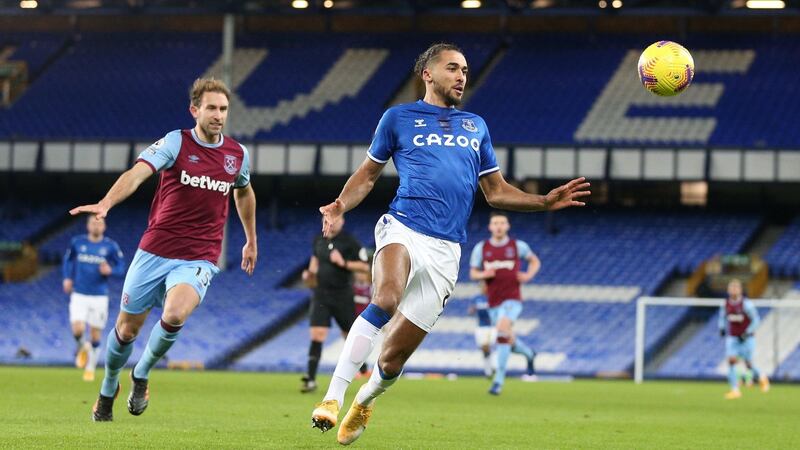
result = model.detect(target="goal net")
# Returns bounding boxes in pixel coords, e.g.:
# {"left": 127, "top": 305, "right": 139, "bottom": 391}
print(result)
{"left": 634, "top": 296, "right": 800, "bottom": 383}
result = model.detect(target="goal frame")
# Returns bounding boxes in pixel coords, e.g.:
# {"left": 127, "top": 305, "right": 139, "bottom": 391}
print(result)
{"left": 634, "top": 296, "right": 800, "bottom": 383}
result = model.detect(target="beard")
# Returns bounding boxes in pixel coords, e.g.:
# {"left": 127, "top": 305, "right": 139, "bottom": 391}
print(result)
{"left": 201, "top": 121, "right": 223, "bottom": 139}
{"left": 433, "top": 81, "right": 462, "bottom": 106}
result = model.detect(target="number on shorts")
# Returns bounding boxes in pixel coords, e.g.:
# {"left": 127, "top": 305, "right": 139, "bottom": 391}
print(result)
{"left": 195, "top": 267, "right": 211, "bottom": 288}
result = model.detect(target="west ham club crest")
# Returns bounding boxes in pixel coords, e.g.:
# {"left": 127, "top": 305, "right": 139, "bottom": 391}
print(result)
{"left": 223, "top": 155, "right": 238, "bottom": 175}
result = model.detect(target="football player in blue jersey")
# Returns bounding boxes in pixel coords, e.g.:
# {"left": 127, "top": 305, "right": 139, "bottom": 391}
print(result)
{"left": 63, "top": 216, "right": 125, "bottom": 381}
{"left": 468, "top": 285, "right": 496, "bottom": 378}
{"left": 311, "top": 42, "right": 590, "bottom": 444}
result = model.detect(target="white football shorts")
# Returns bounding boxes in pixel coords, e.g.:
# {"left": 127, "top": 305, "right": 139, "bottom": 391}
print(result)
{"left": 69, "top": 292, "right": 109, "bottom": 330}
{"left": 373, "top": 214, "right": 460, "bottom": 333}
{"left": 474, "top": 326, "right": 497, "bottom": 347}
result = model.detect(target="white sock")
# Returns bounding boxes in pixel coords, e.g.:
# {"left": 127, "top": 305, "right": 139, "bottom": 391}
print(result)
{"left": 323, "top": 316, "right": 381, "bottom": 407}
{"left": 87, "top": 344, "right": 100, "bottom": 372}
{"left": 355, "top": 362, "right": 400, "bottom": 406}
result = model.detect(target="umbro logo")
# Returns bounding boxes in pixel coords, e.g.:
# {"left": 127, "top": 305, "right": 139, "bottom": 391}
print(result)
{"left": 414, "top": 119, "right": 426, "bottom": 128}
{"left": 188, "top": 155, "right": 200, "bottom": 163}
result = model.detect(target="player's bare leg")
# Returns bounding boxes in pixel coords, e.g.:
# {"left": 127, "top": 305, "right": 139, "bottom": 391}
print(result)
{"left": 93, "top": 311, "right": 148, "bottom": 422}
{"left": 339, "top": 313, "right": 427, "bottom": 445}
{"left": 312, "top": 244, "right": 410, "bottom": 433}
{"left": 129, "top": 284, "right": 199, "bottom": 416}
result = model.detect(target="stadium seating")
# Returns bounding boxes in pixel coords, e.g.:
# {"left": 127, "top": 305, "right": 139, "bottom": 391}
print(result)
{"left": 0, "top": 201, "right": 69, "bottom": 242}
{"left": 3, "top": 32, "right": 796, "bottom": 146}
{"left": 234, "top": 208, "right": 763, "bottom": 377}
{"left": 1, "top": 205, "right": 766, "bottom": 376}
{"left": 0, "top": 33, "right": 221, "bottom": 139}
{"left": 765, "top": 216, "right": 800, "bottom": 277}
{"left": 1, "top": 202, "right": 376, "bottom": 367}
{"left": 0, "top": 32, "right": 67, "bottom": 77}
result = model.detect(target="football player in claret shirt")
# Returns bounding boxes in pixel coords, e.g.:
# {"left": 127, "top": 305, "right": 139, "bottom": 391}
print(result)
{"left": 70, "top": 78, "right": 257, "bottom": 421}
{"left": 310, "top": 42, "right": 590, "bottom": 445}
{"left": 470, "top": 211, "right": 540, "bottom": 395}
{"left": 62, "top": 216, "right": 125, "bottom": 382}
{"left": 719, "top": 278, "right": 769, "bottom": 399}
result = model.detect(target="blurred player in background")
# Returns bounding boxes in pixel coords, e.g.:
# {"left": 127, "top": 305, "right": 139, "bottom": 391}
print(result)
{"left": 310, "top": 42, "right": 590, "bottom": 444}
{"left": 352, "top": 248, "right": 374, "bottom": 317}
{"left": 300, "top": 216, "right": 369, "bottom": 393}
{"left": 62, "top": 216, "right": 125, "bottom": 382}
{"left": 70, "top": 77, "right": 257, "bottom": 421}
{"left": 352, "top": 249, "right": 375, "bottom": 378}
{"left": 719, "top": 278, "right": 769, "bottom": 399}
{"left": 470, "top": 211, "right": 540, "bottom": 395}
{"left": 467, "top": 283, "right": 495, "bottom": 378}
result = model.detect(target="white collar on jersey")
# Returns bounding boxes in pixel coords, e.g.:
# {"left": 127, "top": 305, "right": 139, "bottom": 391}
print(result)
{"left": 191, "top": 128, "right": 225, "bottom": 148}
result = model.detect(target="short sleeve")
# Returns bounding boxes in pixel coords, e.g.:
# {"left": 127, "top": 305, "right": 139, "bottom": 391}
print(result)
{"left": 137, "top": 130, "right": 182, "bottom": 172}
{"left": 235, "top": 144, "right": 251, "bottom": 188}
{"left": 469, "top": 241, "right": 484, "bottom": 269}
{"left": 478, "top": 119, "right": 499, "bottom": 177}
{"left": 367, "top": 109, "right": 397, "bottom": 164}
{"left": 516, "top": 240, "right": 533, "bottom": 259}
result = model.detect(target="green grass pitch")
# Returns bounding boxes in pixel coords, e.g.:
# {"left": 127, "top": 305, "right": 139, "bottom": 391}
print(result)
{"left": 2, "top": 366, "right": 798, "bottom": 449}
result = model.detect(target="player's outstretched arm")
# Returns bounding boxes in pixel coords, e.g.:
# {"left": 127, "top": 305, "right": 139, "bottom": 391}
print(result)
{"left": 320, "top": 157, "right": 384, "bottom": 237}
{"left": 234, "top": 183, "right": 257, "bottom": 276}
{"left": 479, "top": 171, "right": 590, "bottom": 212}
{"left": 69, "top": 162, "right": 153, "bottom": 219}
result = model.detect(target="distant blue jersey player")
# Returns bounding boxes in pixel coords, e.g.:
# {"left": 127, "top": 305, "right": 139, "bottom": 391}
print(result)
{"left": 310, "top": 42, "right": 591, "bottom": 445}
{"left": 468, "top": 289, "right": 496, "bottom": 377}
{"left": 719, "top": 278, "right": 769, "bottom": 399}
{"left": 62, "top": 216, "right": 124, "bottom": 381}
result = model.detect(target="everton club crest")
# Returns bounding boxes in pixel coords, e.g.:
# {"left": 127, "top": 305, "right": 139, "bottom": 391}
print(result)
{"left": 224, "top": 155, "right": 238, "bottom": 175}
{"left": 462, "top": 119, "right": 478, "bottom": 132}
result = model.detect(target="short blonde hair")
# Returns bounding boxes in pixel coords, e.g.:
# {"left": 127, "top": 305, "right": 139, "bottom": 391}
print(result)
{"left": 189, "top": 77, "right": 231, "bottom": 107}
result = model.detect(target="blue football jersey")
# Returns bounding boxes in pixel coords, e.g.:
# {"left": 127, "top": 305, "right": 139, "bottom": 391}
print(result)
{"left": 368, "top": 100, "right": 499, "bottom": 243}
{"left": 473, "top": 294, "right": 492, "bottom": 327}
{"left": 62, "top": 235, "right": 125, "bottom": 296}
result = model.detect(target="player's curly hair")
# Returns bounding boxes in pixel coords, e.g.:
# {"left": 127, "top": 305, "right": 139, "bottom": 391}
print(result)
{"left": 414, "top": 42, "right": 463, "bottom": 77}
{"left": 189, "top": 77, "right": 231, "bottom": 107}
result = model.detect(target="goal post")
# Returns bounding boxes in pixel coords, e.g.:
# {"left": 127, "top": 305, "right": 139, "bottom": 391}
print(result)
{"left": 634, "top": 296, "right": 800, "bottom": 384}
